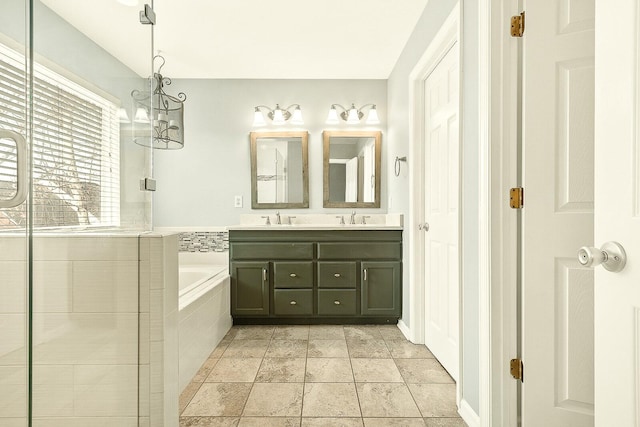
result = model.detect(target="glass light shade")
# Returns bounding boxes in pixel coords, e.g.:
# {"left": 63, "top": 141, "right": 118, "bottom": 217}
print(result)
{"left": 117, "top": 107, "right": 130, "bottom": 123}
{"left": 365, "top": 106, "right": 380, "bottom": 125}
{"left": 134, "top": 107, "right": 150, "bottom": 123}
{"left": 290, "top": 107, "right": 304, "bottom": 125}
{"left": 346, "top": 107, "right": 360, "bottom": 124}
{"left": 253, "top": 109, "right": 266, "bottom": 126}
{"left": 272, "top": 108, "right": 285, "bottom": 125}
{"left": 326, "top": 107, "right": 340, "bottom": 125}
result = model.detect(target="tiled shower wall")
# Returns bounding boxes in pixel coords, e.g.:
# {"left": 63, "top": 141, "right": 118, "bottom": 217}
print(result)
{"left": 0, "top": 233, "right": 179, "bottom": 426}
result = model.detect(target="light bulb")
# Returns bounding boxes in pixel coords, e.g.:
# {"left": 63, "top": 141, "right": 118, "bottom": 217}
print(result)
{"left": 346, "top": 106, "right": 360, "bottom": 124}
{"left": 272, "top": 108, "right": 285, "bottom": 125}
{"left": 291, "top": 107, "right": 304, "bottom": 125}
{"left": 365, "top": 106, "right": 380, "bottom": 125}
{"left": 117, "top": 108, "right": 130, "bottom": 123}
{"left": 134, "top": 107, "right": 150, "bottom": 123}
{"left": 326, "top": 106, "right": 340, "bottom": 125}
{"left": 253, "top": 108, "right": 266, "bottom": 127}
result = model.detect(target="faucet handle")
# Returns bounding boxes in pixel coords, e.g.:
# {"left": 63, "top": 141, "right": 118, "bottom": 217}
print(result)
{"left": 287, "top": 216, "right": 296, "bottom": 225}
{"left": 261, "top": 215, "right": 271, "bottom": 225}
{"left": 361, "top": 216, "right": 371, "bottom": 225}
{"left": 336, "top": 215, "right": 345, "bottom": 225}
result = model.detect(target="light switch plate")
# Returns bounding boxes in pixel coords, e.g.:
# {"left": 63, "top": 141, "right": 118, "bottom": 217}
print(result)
{"left": 234, "top": 195, "right": 243, "bottom": 208}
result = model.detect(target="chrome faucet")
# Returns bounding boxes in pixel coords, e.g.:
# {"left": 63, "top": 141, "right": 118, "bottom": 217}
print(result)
{"left": 261, "top": 215, "right": 271, "bottom": 225}
{"left": 350, "top": 211, "right": 356, "bottom": 225}
{"left": 336, "top": 215, "right": 345, "bottom": 225}
{"left": 275, "top": 211, "right": 281, "bottom": 225}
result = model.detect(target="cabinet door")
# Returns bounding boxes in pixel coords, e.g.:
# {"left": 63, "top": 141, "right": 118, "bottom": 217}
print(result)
{"left": 231, "top": 262, "right": 270, "bottom": 316}
{"left": 361, "top": 262, "right": 401, "bottom": 316}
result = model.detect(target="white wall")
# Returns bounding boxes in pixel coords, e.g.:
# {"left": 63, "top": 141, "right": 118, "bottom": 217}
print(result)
{"left": 152, "top": 79, "right": 387, "bottom": 227}
{"left": 386, "top": 0, "right": 480, "bottom": 415}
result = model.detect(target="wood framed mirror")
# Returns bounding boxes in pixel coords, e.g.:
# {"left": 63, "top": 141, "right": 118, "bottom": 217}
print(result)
{"left": 250, "top": 131, "right": 309, "bottom": 209}
{"left": 323, "top": 130, "right": 382, "bottom": 208}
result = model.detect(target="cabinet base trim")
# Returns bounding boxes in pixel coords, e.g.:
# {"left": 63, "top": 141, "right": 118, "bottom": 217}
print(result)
{"left": 232, "top": 317, "right": 399, "bottom": 325}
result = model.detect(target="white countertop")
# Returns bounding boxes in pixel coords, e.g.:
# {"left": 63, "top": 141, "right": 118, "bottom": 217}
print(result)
{"left": 227, "top": 224, "right": 403, "bottom": 231}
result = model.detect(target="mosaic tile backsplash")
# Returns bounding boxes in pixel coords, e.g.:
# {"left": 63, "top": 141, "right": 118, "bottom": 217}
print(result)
{"left": 179, "top": 231, "right": 228, "bottom": 252}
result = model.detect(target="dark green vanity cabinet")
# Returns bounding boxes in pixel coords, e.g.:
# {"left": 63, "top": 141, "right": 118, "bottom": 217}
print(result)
{"left": 229, "top": 229, "right": 402, "bottom": 324}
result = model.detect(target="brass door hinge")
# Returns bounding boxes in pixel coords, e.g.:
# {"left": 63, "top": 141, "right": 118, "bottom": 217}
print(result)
{"left": 510, "top": 358, "right": 524, "bottom": 381}
{"left": 510, "top": 187, "right": 524, "bottom": 209}
{"left": 510, "top": 12, "right": 525, "bottom": 37}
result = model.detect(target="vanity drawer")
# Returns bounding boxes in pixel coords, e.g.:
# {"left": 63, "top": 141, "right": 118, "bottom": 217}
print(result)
{"left": 274, "top": 289, "right": 313, "bottom": 315}
{"left": 231, "top": 242, "right": 313, "bottom": 260}
{"left": 317, "top": 262, "right": 356, "bottom": 288}
{"left": 317, "top": 243, "right": 401, "bottom": 260}
{"left": 274, "top": 262, "right": 313, "bottom": 288}
{"left": 318, "top": 290, "right": 357, "bottom": 316}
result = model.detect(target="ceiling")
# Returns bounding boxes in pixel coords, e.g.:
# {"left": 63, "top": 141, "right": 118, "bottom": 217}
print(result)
{"left": 40, "top": 0, "right": 429, "bottom": 79}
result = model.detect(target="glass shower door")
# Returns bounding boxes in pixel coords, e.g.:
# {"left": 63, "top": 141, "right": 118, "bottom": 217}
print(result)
{"left": 0, "top": 0, "right": 154, "bottom": 425}
{"left": 0, "top": 0, "right": 30, "bottom": 424}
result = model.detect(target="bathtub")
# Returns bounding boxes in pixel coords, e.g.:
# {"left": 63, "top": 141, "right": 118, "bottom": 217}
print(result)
{"left": 178, "top": 251, "right": 232, "bottom": 392}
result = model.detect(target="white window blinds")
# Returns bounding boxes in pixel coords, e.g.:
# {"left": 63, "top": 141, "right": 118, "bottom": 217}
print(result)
{"left": 0, "top": 44, "right": 120, "bottom": 229}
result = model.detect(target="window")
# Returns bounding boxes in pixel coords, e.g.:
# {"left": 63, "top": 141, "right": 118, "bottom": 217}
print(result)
{"left": 0, "top": 44, "right": 120, "bottom": 229}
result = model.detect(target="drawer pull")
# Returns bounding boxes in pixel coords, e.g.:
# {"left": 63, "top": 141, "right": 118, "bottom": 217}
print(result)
{"left": 334, "top": 273, "right": 341, "bottom": 278}
{"left": 334, "top": 300, "right": 341, "bottom": 305}
{"left": 290, "top": 300, "right": 297, "bottom": 305}
{"left": 289, "top": 273, "right": 298, "bottom": 278}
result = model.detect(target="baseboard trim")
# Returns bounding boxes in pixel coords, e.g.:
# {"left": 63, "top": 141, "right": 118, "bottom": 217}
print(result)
{"left": 459, "top": 398, "right": 481, "bottom": 427}
{"left": 397, "top": 318, "right": 412, "bottom": 341}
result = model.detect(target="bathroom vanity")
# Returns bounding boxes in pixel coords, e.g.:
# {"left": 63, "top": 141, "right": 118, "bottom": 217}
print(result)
{"left": 228, "top": 225, "right": 402, "bottom": 324}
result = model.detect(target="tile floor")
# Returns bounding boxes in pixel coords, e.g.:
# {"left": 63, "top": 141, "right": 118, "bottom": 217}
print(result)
{"left": 179, "top": 324, "right": 468, "bottom": 427}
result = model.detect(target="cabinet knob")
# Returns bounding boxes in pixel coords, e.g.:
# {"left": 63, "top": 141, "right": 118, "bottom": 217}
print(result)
{"left": 334, "top": 273, "right": 341, "bottom": 278}
{"left": 289, "top": 273, "right": 298, "bottom": 278}
{"left": 334, "top": 300, "right": 341, "bottom": 305}
{"left": 290, "top": 301, "right": 297, "bottom": 305}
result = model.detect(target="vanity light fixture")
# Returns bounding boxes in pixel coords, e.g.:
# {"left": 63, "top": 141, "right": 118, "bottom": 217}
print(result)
{"left": 131, "top": 55, "right": 187, "bottom": 149}
{"left": 326, "top": 103, "right": 380, "bottom": 125}
{"left": 253, "top": 104, "right": 304, "bottom": 127}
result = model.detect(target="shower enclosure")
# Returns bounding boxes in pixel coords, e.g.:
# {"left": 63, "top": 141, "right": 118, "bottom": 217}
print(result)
{"left": 0, "top": 0, "right": 156, "bottom": 425}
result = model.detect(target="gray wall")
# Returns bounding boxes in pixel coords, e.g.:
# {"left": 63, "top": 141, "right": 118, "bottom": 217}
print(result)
{"left": 153, "top": 79, "right": 387, "bottom": 226}
{"left": 386, "top": 0, "right": 480, "bottom": 414}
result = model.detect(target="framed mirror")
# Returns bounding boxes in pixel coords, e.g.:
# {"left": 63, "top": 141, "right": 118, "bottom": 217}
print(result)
{"left": 323, "top": 130, "right": 382, "bottom": 208}
{"left": 250, "top": 131, "right": 309, "bottom": 209}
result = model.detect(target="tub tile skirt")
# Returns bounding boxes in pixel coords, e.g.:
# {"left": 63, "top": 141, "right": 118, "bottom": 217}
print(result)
{"left": 179, "top": 324, "right": 468, "bottom": 427}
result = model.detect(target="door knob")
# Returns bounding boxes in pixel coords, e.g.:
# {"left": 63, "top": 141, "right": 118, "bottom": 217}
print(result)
{"left": 577, "top": 241, "right": 627, "bottom": 272}
{"left": 418, "top": 222, "right": 430, "bottom": 231}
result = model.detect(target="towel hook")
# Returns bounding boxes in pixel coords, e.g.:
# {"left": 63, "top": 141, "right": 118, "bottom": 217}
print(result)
{"left": 395, "top": 156, "right": 407, "bottom": 177}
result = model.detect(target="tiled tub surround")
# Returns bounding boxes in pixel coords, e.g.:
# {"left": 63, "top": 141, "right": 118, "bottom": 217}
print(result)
{"left": 0, "top": 232, "right": 181, "bottom": 427}
{"left": 179, "top": 324, "right": 467, "bottom": 427}
{"left": 178, "top": 251, "right": 232, "bottom": 394}
{"left": 179, "top": 231, "right": 229, "bottom": 253}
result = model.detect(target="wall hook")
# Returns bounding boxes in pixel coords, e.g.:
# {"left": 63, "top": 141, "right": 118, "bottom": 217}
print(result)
{"left": 395, "top": 156, "right": 407, "bottom": 177}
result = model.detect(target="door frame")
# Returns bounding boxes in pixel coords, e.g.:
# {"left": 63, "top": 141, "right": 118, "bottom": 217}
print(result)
{"left": 479, "top": 0, "right": 523, "bottom": 425}
{"left": 407, "top": 0, "right": 465, "bottom": 409}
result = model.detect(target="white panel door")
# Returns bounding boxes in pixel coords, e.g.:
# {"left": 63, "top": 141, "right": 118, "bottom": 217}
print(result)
{"left": 424, "top": 41, "right": 459, "bottom": 381}
{"left": 521, "top": 0, "right": 595, "bottom": 425}
{"left": 593, "top": 1, "right": 640, "bottom": 424}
